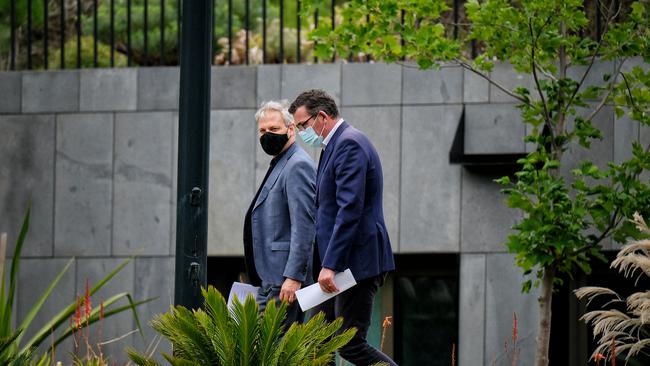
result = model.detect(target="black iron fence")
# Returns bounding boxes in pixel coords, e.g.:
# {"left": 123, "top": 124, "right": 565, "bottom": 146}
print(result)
{"left": 0, "top": 0, "right": 623, "bottom": 71}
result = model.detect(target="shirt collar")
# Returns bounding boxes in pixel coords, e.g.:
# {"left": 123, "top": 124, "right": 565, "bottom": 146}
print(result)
{"left": 322, "top": 118, "right": 345, "bottom": 147}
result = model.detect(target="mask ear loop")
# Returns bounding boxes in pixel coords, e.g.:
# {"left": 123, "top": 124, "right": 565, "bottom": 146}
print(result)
{"left": 315, "top": 113, "right": 327, "bottom": 138}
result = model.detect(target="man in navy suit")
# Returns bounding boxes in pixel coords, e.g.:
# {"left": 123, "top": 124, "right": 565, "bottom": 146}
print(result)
{"left": 289, "top": 90, "right": 397, "bottom": 365}
{"left": 243, "top": 101, "right": 316, "bottom": 325}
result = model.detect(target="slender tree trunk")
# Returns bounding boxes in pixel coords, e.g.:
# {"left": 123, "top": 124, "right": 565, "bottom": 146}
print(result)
{"left": 535, "top": 266, "right": 555, "bottom": 366}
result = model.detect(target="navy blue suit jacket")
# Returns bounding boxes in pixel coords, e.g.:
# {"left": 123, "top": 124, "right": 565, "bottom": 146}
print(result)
{"left": 316, "top": 121, "right": 395, "bottom": 281}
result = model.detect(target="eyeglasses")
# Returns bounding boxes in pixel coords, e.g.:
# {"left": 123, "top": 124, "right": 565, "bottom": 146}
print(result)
{"left": 295, "top": 113, "right": 318, "bottom": 131}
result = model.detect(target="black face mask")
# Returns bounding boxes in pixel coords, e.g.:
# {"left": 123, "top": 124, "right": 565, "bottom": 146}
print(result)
{"left": 260, "top": 131, "right": 289, "bottom": 156}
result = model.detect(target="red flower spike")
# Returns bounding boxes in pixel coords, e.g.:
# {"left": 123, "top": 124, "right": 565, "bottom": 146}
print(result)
{"left": 512, "top": 312, "right": 518, "bottom": 344}
{"left": 84, "top": 279, "right": 92, "bottom": 320}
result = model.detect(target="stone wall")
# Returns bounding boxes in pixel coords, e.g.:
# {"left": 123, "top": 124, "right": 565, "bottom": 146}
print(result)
{"left": 0, "top": 60, "right": 644, "bottom": 364}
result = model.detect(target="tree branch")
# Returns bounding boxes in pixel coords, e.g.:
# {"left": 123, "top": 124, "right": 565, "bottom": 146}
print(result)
{"left": 455, "top": 59, "right": 532, "bottom": 106}
{"left": 529, "top": 18, "right": 554, "bottom": 139}
{"left": 573, "top": 207, "right": 620, "bottom": 256}
{"left": 584, "top": 57, "right": 627, "bottom": 123}
{"left": 564, "top": 0, "right": 621, "bottom": 113}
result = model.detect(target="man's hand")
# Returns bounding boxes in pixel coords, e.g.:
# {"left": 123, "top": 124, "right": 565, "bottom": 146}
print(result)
{"left": 279, "top": 278, "right": 302, "bottom": 304}
{"left": 318, "top": 268, "right": 339, "bottom": 293}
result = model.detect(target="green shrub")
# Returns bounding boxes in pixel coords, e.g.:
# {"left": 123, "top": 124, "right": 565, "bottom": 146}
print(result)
{"left": 127, "top": 286, "right": 356, "bottom": 366}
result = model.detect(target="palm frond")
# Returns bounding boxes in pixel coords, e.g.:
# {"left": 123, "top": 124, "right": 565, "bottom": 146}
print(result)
{"left": 230, "top": 295, "right": 260, "bottom": 365}
{"left": 125, "top": 346, "right": 162, "bottom": 366}
{"left": 258, "top": 299, "right": 286, "bottom": 366}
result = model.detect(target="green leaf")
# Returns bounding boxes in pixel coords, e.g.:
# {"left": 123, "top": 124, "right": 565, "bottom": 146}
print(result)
{"left": 14, "top": 257, "right": 74, "bottom": 348}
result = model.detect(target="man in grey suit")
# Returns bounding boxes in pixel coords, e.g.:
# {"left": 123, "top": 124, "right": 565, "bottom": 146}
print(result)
{"left": 243, "top": 100, "right": 316, "bottom": 324}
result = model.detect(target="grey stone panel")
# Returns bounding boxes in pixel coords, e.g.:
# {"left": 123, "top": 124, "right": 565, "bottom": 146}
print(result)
{"left": 113, "top": 112, "right": 174, "bottom": 256}
{"left": 341, "top": 63, "right": 401, "bottom": 106}
{"left": 80, "top": 69, "right": 137, "bottom": 112}
{"left": 567, "top": 61, "right": 615, "bottom": 98}
{"left": 281, "top": 64, "right": 341, "bottom": 105}
{"left": 0, "top": 114, "right": 54, "bottom": 257}
{"left": 484, "top": 253, "right": 539, "bottom": 365}
{"left": 133, "top": 257, "right": 174, "bottom": 359}
{"left": 211, "top": 66, "right": 257, "bottom": 109}
{"left": 22, "top": 71, "right": 79, "bottom": 113}
{"left": 464, "top": 68, "right": 489, "bottom": 103}
{"left": 75, "top": 257, "right": 135, "bottom": 365}
{"left": 464, "top": 104, "right": 525, "bottom": 154}
{"left": 0, "top": 72, "right": 22, "bottom": 113}
{"left": 402, "top": 65, "right": 463, "bottom": 104}
{"left": 618, "top": 57, "right": 649, "bottom": 75}
{"left": 458, "top": 254, "right": 486, "bottom": 366}
{"left": 489, "top": 62, "right": 534, "bottom": 103}
{"left": 55, "top": 114, "right": 113, "bottom": 257}
{"left": 400, "top": 106, "right": 462, "bottom": 252}
{"left": 560, "top": 106, "right": 614, "bottom": 179}
{"left": 340, "top": 107, "right": 401, "bottom": 252}
{"left": 614, "top": 112, "right": 639, "bottom": 164}
{"left": 256, "top": 64, "right": 282, "bottom": 106}
{"left": 208, "top": 110, "right": 256, "bottom": 255}
{"left": 137, "top": 67, "right": 180, "bottom": 110}
{"left": 461, "top": 169, "right": 522, "bottom": 253}
{"left": 17, "top": 258, "right": 76, "bottom": 362}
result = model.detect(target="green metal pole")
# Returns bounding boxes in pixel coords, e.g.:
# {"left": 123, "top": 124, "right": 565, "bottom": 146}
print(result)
{"left": 175, "top": 0, "right": 213, "bottom": 309}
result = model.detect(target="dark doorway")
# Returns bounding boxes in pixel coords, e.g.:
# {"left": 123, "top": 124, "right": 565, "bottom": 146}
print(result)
{"left": 393, "top": 254, "right": 459, "bottom": 366}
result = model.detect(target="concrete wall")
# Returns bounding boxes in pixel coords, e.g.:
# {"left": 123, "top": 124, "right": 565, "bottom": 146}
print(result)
{"left": 0, "top": 60, "right": 641, "bottom": 364}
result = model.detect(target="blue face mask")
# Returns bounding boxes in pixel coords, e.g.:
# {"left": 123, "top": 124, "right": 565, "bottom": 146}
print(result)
{"left": 298, "top": 126, "right": 324, "bottom": 147}
{"left": 298, "top": 115, "right": 326, "bottom": 147}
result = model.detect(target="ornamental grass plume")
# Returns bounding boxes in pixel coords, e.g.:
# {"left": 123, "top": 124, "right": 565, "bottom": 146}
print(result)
{"left": 576, "top": 212, "right": 650, "bottom": 362}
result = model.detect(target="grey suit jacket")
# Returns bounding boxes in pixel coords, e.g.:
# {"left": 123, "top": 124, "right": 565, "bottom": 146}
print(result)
{"left": 249, "top": 142, "right": 316, "bottom": 287}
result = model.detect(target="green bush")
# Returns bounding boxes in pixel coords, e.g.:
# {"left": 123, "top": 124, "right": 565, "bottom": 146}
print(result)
{"left": 47, "top": 36, "right": 128, "bottom": 68}
{"left": 127, "top": 286, "right": 356, "bottom": 366}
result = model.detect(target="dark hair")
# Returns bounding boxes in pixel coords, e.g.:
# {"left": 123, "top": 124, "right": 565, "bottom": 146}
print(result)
{"left": 288, "top": 89, "right": 339, "bottom": 118}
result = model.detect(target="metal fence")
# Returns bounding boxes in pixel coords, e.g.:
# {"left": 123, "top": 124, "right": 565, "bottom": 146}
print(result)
{"left": 1, "top": 0, "right": 622, "bottom": 71}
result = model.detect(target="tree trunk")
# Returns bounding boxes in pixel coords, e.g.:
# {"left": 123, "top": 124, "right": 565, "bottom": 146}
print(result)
{"left": 535, "top": 266, "right": 555, "bottom": 366}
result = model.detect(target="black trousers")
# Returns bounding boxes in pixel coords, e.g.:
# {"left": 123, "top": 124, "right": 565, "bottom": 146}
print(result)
{"left": 315, "top": 275, "right": 398, "bottom": 366}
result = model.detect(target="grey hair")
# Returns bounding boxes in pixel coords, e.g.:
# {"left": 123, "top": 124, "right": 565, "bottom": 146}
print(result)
{"left": 255, "top": 100, "right": 294, "bottom": 127}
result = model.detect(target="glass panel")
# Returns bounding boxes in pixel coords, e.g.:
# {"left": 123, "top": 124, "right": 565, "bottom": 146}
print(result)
{"left": 395, "top": 275, "right": 458, "bottom": 366}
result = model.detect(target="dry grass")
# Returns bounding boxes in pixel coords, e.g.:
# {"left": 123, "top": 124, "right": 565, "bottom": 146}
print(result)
{"left": 575, "top": 212, "right": 650, "bottom": 362}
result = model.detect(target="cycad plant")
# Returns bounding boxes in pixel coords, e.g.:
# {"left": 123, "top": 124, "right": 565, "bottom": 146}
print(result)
{"left": 127, "top": 286, "right": 356, "bottom": 366}
{"left": 576, "top": 212, "right": 650, "bottom": 362}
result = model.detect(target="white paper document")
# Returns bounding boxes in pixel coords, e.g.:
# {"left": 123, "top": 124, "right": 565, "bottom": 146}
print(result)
{"left": 227, "top": 282, "right": 259, "bottom": 308}
{"left": 295, "top": 269, "right": 357, "bottom": 312}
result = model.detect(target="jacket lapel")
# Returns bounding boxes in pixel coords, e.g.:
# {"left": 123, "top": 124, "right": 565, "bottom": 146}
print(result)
{"left": 316, "top": 122, "right": 349, "bottom": 195}
{"left": 254, "top": 143, "right": 298, "bottom": 210}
